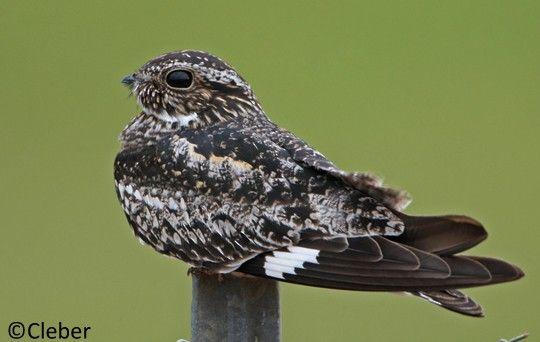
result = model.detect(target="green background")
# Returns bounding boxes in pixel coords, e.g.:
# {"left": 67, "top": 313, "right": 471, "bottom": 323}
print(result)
{"left": 2, "top": 1, "right": 538, "bottom": 341}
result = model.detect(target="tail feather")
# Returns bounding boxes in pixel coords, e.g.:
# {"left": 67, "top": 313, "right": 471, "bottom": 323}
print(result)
{"left": 412, "top": 290, "right": 484, "bottom": 317}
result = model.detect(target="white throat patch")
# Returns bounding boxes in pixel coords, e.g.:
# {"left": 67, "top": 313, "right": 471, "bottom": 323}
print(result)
{"left": 152, "top": 110, "right": 200, "bottom": 127}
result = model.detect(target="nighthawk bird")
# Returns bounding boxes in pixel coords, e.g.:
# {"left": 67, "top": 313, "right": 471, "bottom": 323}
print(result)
{"left": 115, "top": 50, "right": 523, "bottom": 317}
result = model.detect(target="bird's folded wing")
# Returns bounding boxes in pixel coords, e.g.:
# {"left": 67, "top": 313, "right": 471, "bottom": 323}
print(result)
{"left": 259, "top": 123, "right": 411, "bottom": 210}
{"left": 238, "top": 236, "right": 523, "bottom": 291}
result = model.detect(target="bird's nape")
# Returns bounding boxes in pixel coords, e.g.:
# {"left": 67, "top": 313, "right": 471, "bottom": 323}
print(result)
{"left": 237, "top": 213, "right": 524, "bottom": 317}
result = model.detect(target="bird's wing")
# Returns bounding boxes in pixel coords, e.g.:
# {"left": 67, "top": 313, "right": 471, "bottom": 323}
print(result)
{"left": 115, "top": 122, "right": 403, "bottom": 272}
{"left": 257, "top": 122, "right": 411, "bottom": 210}
{"left": 238, "top": 234, "right": 523, "bottom": 317}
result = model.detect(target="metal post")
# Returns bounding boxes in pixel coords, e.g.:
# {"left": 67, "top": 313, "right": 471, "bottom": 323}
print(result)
{"left": 191, "top": 272, "right": 281, "bottom": 342}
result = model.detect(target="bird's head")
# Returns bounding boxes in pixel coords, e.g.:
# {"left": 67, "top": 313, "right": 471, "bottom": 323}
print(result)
{"left": 122, "top": 50, "right": 262, "bottom": 126}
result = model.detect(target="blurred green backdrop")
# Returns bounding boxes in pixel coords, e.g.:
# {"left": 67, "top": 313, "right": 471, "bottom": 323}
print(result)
{"left": 1, "top": 1, "right": 539, "bottom": 341}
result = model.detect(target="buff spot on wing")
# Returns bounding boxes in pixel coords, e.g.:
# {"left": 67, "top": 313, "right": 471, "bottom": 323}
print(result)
{"left": 209, "top": 154, "right": 253, "bottom": 171}
{"left": 186, "top": 143, "right": 207, "bottom": 162}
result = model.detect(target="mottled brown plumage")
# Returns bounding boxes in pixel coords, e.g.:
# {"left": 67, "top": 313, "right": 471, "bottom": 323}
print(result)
{"left": 115, "top": 50, "right": 523, "bottom": 316}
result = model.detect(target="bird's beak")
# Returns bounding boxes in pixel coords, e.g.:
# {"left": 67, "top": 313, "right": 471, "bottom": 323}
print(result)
{"left": 121, "top": 74, "right": 136, "bottom": 88}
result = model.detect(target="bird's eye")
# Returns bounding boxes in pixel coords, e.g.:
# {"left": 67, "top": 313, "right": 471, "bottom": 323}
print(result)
{"left": 165, "top": 70, "right": 193, "bottom": 88}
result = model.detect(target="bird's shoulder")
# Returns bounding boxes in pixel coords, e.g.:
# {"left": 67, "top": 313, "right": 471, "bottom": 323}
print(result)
{"left": 114, "top": 119, "right": 315, "bottom": 200}
{"left": 167, "top": 121, "right": 294, "bottom": 171}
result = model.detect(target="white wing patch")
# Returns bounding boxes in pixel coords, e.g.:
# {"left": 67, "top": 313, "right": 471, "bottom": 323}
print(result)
{"left": 263, "top": 246, "right": 321, "bottom": 279}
